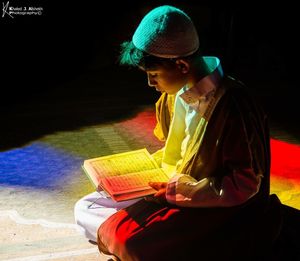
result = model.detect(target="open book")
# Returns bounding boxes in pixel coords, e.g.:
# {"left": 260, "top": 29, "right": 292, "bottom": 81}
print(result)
{"left": 82, "top": 148, "right": 170, "bottom": 202}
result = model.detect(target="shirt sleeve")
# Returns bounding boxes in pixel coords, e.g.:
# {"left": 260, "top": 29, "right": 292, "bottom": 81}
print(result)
{"left": 166, "top": 99, "right": 265, "bottom": 208}
{"left": 162, "top": 94, "right": 186, "bottom": 166}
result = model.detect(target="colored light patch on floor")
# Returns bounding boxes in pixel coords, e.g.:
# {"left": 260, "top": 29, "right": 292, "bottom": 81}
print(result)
{"left": 0, "top": 109, "right": 299, "bottom": 218}
{"left": 270, "top": 139, "right": 300, "bottom": 209}
{"left": 0, "top": 142, "right": 83, "bottom": 189}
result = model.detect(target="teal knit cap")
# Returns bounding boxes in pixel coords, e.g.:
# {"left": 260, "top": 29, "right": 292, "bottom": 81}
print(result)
{"left": 132, "top": 5, "right": 199, "bottom": 58}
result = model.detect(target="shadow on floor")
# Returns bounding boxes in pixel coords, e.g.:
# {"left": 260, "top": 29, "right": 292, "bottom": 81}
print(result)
{"left": 272, "top": 204, "right": 300, "bottom": 260}
{"left": 0, "top": 66, "right": 160, "bottom": 151}
{"left": 2, "top": 68, "right": 299, "bottom": 151}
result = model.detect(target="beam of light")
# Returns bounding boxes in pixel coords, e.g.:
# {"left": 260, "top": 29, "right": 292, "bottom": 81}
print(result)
{"left": 270, "top": 138, "right": 300, "bottom": 209}
{"left": 0, "top": 142, "right": 83, "bottom": 189}
{"left": 0, "top": 110, "right": 299, "bottom": 210}
{"left": 270, "top": 138, "right": 300, "bottom": 180}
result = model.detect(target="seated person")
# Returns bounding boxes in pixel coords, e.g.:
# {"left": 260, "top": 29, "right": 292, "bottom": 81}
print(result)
{"left": 75, "top": 5, "right": 283, "bottom": 260}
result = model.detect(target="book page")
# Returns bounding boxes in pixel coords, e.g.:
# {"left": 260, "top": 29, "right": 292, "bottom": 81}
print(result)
{"left": 85, "top": 148, "right": 159, "bottom": 177}
{"left": 83, "top": 148, "right": 171, "bottom": 201}
{"left": 101, "top": 168, "right": 169, "bottom": 195}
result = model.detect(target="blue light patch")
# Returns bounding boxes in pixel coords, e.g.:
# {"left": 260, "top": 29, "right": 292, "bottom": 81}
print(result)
{"left": 0, "top": 142, "right": 83, "bottom": 189}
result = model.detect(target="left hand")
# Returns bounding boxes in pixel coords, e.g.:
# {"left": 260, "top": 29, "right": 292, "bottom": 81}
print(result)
{"left": 145, "top": 182, "right": 167, "bottom": 203}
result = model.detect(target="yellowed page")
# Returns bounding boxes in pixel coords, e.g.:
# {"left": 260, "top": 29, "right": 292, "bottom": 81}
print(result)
{"left": 84, "top": 148, "right": 159, "bottom": 177}
{"left": 83, "top": 149, "right": 170, "bottom": 201}
{"left": 101, "top": 168, "right": 169, "bottom": 194}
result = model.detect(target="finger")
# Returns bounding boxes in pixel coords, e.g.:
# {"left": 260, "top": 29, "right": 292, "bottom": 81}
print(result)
{"left": 154, "top": 187, "right": 167, "bottom": 197}
{"left": 154, "top": 190, "right": 165, "bottom": 197}
{"left": 149, "top": 182, "right": 167, "bottom": 190}
{"left": 148, "top": 182, "right": 160, "bottom": 190}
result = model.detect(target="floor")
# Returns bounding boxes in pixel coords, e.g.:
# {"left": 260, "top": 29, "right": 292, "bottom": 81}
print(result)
{"left": 0, "top": 66, "right": 299, "bottom": 260}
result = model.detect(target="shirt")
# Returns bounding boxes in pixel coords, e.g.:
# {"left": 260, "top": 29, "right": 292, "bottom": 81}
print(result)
{"left": 162, "top": 57, "right": 262, "bottom": 207}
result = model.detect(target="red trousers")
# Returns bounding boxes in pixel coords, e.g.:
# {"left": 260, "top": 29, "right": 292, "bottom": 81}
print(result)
{"left": 98, "top": 195, "right": 282, "bottom": 261}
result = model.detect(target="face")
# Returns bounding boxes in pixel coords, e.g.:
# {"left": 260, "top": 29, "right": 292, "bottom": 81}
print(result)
{"left": 142, "top": 63, "right": 188, "bottom": 95}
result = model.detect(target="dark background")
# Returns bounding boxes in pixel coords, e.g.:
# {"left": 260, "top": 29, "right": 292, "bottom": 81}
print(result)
{"left": 1, "top": 1, "right": 299, "bottom": 149}
{"left": 2, "top": 2, "right": 298, "bottom": 97}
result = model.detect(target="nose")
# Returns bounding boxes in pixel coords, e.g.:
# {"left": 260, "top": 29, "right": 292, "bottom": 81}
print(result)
{"left": 147, "top": 74, "right": 157, "bottom": 87}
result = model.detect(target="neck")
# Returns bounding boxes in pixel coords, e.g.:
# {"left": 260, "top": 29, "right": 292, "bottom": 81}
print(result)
{"left": 187, "top": 56, "right": 210, "bottom": 88}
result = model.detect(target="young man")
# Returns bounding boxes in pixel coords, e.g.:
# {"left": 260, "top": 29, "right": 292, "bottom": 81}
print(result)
{"left": 75, "top": 5, "right": 282, "bottom": 260}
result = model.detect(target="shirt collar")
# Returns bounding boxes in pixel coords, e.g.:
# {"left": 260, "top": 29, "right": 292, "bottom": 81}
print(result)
{"left": 179, "top": 56, "right": 224, "bottom": 105}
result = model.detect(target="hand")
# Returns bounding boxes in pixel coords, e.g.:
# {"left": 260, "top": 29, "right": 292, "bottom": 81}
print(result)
{"left": 145, "top": 182, "right": 167, "bottom": 204}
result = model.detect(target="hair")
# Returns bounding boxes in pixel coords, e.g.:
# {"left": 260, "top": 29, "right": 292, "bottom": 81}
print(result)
{"left": 119, "top": 41, "right": 201, "bottom": 70}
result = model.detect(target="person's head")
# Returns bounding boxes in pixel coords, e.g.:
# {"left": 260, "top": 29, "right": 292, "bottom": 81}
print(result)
{"left": 119, "top": 5, "right": 206, "bottom": 95}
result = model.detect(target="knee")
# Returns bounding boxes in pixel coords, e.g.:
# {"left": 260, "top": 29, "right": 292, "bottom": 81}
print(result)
{"left": 73, "top": 197, "right": 97, "bottom": 241}
{"left": 74, "top": 196, "right": 94, "bottom": 229}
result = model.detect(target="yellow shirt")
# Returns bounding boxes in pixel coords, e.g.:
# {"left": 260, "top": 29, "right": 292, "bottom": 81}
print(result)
{"left": 163, "top": 56, "right": 223, "bottom": 171}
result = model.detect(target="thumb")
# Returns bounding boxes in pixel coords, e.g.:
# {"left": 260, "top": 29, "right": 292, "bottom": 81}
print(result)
{"left": 149, "top": 182, "right": 167, "bottom": 190}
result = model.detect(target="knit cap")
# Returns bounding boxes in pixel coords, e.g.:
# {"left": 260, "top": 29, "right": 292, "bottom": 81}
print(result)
{"left": 132, "top": 5, "right": 199, "bottom": 58}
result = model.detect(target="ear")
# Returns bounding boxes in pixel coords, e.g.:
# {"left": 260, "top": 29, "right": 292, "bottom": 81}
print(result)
{"left": 175, "top": 59, "right": 190, "bottom": 74}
